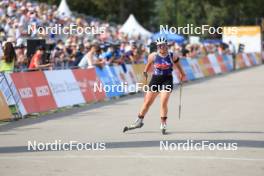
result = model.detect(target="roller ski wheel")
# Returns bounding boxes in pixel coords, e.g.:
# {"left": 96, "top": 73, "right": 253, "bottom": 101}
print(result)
{"left": 161, "top": 128, "right": 166, "bottom": 135}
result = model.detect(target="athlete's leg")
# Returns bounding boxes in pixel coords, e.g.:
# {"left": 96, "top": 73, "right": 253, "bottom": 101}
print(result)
{"left": 159, "top": 90, "right": 171, "bottom": 134}
{"left": 123, "top": 91, "right": 159, "bottom": 132}
{"left": 138, "top": 91, "right": 159, "bottom": 117}
{"left": 160, "top": 90, "right": 171, "bottom": 118}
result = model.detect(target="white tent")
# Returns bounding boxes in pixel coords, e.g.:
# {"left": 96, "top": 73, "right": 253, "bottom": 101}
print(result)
{"left": 57, "top": 0, "right": 72, "bottom": 17}
{"left": 119, "top": 14, "right": 152, "bottom": 37}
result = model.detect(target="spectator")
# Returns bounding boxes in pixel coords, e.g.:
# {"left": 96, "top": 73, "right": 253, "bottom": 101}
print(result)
{"left": 101, "top": 44, "right": 124, "bottom": 65}
{"left": 15, "top": 44, "right": 28, "bottom": 71}
{"left": 228, "top": 41, "right": 236, "bottom": 55}
{"left": 72, "top": 44, "right": 85, "bottom": 67}
{"left": 0, "top": 42, "right": 16, "bottom": 73}
{"left": 0, "top": 42, "right": 3, "bottom": 59}
{"left": 28, "top": 45, "right": 50, "bottom": 70}
{"left": 0, "top": 0, "right": 240, "bottom": 72}
{"left": 78, "top": 43, "right": 105, "bottom": 69}
{"left": 228, "top": 41, "right": 236, "bottom": 70}
{"left": 181, "top": 45, "right": 190, "bottom": 57}
{"left": 125, "top": 44, "right": 139, "bottom": 64}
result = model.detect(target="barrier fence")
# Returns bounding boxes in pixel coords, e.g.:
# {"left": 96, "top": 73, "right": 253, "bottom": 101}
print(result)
{"left": 0, "top": 52, "right": 262, "bottom": 120}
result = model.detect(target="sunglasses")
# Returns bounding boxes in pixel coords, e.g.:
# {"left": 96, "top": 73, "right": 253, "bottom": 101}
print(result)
{"left": 157, "top": 44, "right": 167, "bottom": 48}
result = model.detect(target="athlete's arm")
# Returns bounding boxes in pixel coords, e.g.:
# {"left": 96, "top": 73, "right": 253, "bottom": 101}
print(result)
{"left": 35, "top": 57, "right": 51, "bottom": 70}
{"left": 172, "top": 53, "right": 185, "bottom": 81}
{"left": 143, "top": 52, "right": 155, "bottom": 80}
{"left": 144, "top": 52, "right": 155, "bottom": 72}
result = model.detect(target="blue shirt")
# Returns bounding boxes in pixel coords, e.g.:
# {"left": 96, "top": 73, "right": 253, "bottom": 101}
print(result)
{"left": 153, "top": 52, "right": 173, "bottom": 75}
{"left": 101, "top": 50, "right": 121, "bottom": 61}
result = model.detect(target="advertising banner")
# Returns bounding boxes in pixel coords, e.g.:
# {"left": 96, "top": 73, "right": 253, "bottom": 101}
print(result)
{"left": 125, "top": 64, "right": 138, "bottom": 86}
{"left": 197, "top": 57, "right": 210, "bottom": 76}
{"left": 114, "top": 64, "right": 138, "bottom": 93}
{"left": 179, "top": 58, "right": 195, "bottom": 81}
{"left": 0, "top": 73, "right": 15, "bottom": 105}
{"left": 216, "top": 55, "right": 228, "bottom": 73}
{"left": 0, "top": 73, "right": 27, "bottom": 115}
{"left": 207, "top": 54, "right": 222, "bottom": 74}
{"left": 131, "top": 64, "right": 147, "bottom": 85}
{"left": 95, "top": 66, "right": 124, "bottom": 98}
{"left": 72, "top": 68, "right": 106, "bottom": 102}
{"left": 114, "top": 66, "right": 131, "bottom": 94}
{"left": 254, "top": 53, "right": 262, "bottom": 63}
{"left": 247, "top": 53, "right": 257, "bottom": 65}
{"left": 186, "top": 58, "right": 204, "bottom": 79}
{"left": 246, "top": 53, "right": 256, "bottom": 66}
{"left": 200, "top": 56, "right": 215, "bottom": 76}
{"left": 0, "top": 91, "right": 12, "bottom": 120}
{"left": 222, "top": 54, "right": 233, "bottom": 71}
{"left": 10, "top": 71, "right": 57, "bottom": 113}
{"left": 44, "top": 70, "right": 85, "bottom": 107}
{"left": 235, "top": 54, "right": 246, "bottom": 69}
{"left": 241, "top": 53, "right": 252, "bottom": 67}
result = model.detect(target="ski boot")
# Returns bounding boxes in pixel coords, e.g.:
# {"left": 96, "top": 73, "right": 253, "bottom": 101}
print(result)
{"left": 123, "top": 118, "right": 144, "bottom": 133}
{"left": 160, "top": 117, "right": 167, "bottom": 135}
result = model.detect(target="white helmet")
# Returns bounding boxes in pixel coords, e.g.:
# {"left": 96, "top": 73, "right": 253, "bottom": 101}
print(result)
{"left": 156, "top": 36, "right": 167, "bottom": 45}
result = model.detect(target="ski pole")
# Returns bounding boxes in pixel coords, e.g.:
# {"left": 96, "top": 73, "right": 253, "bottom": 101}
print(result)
{"left": 178, "top": 81, "right": 183, "bottom": 120}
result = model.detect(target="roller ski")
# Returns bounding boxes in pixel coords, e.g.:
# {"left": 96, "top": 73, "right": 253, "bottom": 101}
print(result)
{"left": 123, "top": 118, "right": 144, "bottom": 133}
{"left": 160, "top": 122, "right": 167, "bottom": 135}
{"left": 160, "top": 117, "right": 167, "bottom": 135}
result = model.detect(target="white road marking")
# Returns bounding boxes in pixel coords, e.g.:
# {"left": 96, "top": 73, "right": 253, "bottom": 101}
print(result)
{"left": 0, "top": 155, "right": 263, "bottom": 161}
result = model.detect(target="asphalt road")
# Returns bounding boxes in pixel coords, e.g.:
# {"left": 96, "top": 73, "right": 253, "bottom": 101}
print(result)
{"left": 0, "top": 65, "right": 264, "bottom": 176}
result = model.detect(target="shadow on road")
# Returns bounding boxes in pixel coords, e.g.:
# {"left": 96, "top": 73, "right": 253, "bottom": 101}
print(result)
{"left": 0, "top": 139, "right": 263, "bottom": 154}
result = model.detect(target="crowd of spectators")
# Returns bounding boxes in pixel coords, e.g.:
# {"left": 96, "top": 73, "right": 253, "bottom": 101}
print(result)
{"left": 0, "top": 0, "right": 237, "bottom": 73}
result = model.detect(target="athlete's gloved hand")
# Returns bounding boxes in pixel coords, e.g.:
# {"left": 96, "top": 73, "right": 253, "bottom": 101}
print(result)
{"left": 143, "top": 72, "right": 148, "bottom": 81}
{"left": 179, "top": 73, "right": 186, "bottom": 82}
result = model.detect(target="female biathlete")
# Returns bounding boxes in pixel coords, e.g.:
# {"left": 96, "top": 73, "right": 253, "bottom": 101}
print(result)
{"left": 123, "top": 36, "right": 186, "bottom": 134}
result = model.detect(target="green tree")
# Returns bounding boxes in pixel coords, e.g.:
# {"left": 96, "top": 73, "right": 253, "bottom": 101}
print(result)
{"left": 34, "top": 0, "right": 264, "bottom": 30}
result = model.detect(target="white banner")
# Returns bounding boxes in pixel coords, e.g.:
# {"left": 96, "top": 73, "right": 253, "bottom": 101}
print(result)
{"left": 44, "top": 70, "right": 85, "bottom": 107}
{"left": 223, "top": 26, "right": 261, "bottom": 53}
